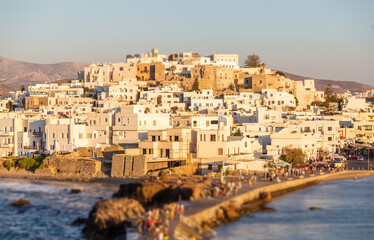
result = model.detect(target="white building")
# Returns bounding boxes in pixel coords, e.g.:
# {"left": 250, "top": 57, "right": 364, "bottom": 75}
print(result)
{"left": 112, "top": 105, "right": 172, "bottom": 147}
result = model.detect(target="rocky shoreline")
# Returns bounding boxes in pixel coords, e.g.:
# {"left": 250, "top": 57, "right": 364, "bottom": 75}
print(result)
{"left": 2, "top": 168, "right": 374, "bottom": 240}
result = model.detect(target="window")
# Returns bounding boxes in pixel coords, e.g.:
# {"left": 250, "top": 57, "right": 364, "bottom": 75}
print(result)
{"left": 218, "top": 148, "right": 223, "bottom": 155}
{"left": 79, "top": 133, "right": 83, "bottom": 139}
{"left": 328, "top": 127, "right": 332, "bottom": 131}
{"left": 210, "top": 134, "right": 216, "bottom": 141}
{"left": 328, "top": 137, "right": 332, "bottom": 141}
{"left": 174, "top": 136, "right": 179, "bottom": 141}
{"left": 318, "top": 127, "right": 323, "bottom": 131}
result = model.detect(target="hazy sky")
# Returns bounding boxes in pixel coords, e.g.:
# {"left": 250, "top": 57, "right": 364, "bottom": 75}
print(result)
{"left": 0, "top": 0, "right": 373, "bottom": 84}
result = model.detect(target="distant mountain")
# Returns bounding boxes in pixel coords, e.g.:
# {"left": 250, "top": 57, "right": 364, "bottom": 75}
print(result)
{"left": 0, "top": 83, "right": 15, "bottom": 97}
{"left": 283, "top": 72, "right": 374, "bottom": 93}
{"left": 0, "top": 56, "right": 88, "bottom": 88}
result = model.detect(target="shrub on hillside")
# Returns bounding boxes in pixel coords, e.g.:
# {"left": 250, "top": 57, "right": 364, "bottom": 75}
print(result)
{"left": 3, "top": 160, "right": 11, "bottom": 170}
{"left": 17, "top": 156, "right": 45, "bottom": 170}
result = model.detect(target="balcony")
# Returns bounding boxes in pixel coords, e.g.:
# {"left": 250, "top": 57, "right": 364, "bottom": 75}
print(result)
{"left": 32, "top": 132, "right": 43, "bottom": 137}
{"left": 24, "top": 146, "right": 37, "bottom": 150}
{"left": 0, "top": 131, "right": 14, "bottom": 136}
{"left": 0, "top": 144, "right": 13, "bottom": 148}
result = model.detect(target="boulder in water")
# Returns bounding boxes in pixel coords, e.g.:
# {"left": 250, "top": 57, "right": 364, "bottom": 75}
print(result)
{"left": 309, "top": 206, "right": 322, "bottom": 210}
{"left": 70, "top": 189, "right": 81, "bottom": 194}
{"left": 71, "top": 217, "right": 87, "bottom": 226}
{"left": 11, "top": 199, "right": 30, "bottom": 207}
{"left": 83, "top": 197, "right": 145, "bottom": 240}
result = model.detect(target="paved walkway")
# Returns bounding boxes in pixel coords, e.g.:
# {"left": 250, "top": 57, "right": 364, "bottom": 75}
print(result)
{"left": 169, "top": 170, "right": 331, "bottom": 239}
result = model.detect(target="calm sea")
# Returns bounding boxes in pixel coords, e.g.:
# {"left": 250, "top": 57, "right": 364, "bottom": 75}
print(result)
{"left": 216, "top": 176, "right": 374, "bottom": 240}
{"left": 0, "top": 178, "right": 115, "bottom": 240}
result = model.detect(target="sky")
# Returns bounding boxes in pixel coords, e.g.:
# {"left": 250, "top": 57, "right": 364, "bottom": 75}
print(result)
{"left": 0, "top": 0, "right": 373, "bottom": 85}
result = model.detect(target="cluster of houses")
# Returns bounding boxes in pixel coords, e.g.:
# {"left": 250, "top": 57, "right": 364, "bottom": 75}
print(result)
{"left": 1, "top": 48, "right": 373, "bottom": 174}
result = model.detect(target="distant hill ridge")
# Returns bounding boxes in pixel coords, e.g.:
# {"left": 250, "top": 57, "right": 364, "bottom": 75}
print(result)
{"left": 283, "top": 72, "right": 373, "bottom": 93}
{"left": 0, "top": 56, "right": 88, "bottom": 88}
{"left": 0, "top": 56, "right": 372, "bottom": 94}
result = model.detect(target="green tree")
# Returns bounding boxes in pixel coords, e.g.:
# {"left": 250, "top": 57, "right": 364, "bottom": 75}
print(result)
{"left": 157, "top": 95, "right": 162, "bottom": 105}
{"left": 6, "top": 100, "right": 13, "bottom": 111}
{"left": 192, "top": 77, "right": 200, "bottom": 91}
{"left": 275, "top": 71, "right": 286, "bottom": 77}
{"left": 232, "top": 128, "right": 242, "bottom": 136}
{"left": 171, "top": 106, "right": 178, "bottom": 113}
{"left": 243, "top": 54, "right": 261, "bottom": 68}
{"left": 279, "top": 147, "right": 307, "bottom": 166}
{"left": 322, "top": 84, "right": 337, "bottom": 114}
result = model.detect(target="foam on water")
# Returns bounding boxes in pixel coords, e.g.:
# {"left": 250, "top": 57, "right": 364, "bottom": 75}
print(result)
{"left": 0, "top": 178, "right": 115, "bottom": 240}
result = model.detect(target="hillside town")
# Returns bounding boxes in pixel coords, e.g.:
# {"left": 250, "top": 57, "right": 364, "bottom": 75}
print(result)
{"left": 0, "top": 48, "right": 374, "bottom": 177}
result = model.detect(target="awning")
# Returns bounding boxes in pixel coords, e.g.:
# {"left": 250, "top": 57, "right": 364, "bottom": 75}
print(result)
{"left": 276, "top": 160, "right": 292, "bottom": 167}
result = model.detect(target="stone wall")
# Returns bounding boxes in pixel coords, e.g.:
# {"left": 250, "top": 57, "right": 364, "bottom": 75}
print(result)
{"left": 43, "top": 154, "right": 101, "bottom": 176}
{"left": 111, "top": 154, "right": 147, "bottom": 177}
{"left": 171, "top": 164, "right": 197, "bottom": 175}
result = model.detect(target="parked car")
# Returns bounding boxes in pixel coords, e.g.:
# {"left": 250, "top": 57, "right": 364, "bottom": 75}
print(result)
{"left": 352, "top": 155, "right": 358, "bottom": 160}
{"left": 358, "top": 156, "right": 364, "bottom": 161}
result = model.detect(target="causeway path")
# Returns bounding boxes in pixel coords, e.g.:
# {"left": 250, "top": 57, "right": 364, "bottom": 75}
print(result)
{"left": 169, "top": 170, "right": 374, "bottom": 239}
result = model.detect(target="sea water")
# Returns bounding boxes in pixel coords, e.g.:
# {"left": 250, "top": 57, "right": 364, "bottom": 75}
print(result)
{"left": 0, "top": 178, "right": 115, "bottom": 240}
{"left": 216, "top": 176, "right": 374, "bottom": 240}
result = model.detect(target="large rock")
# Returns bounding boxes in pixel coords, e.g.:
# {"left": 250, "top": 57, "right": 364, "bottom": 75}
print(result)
{"left": 259, "top": 192, "right": 272, "bottom": 203}
{"left": 84, "top": 198, "right": 145, "bottom": 240}
{"left": 11, "top": 199, "right": 30, "bottom": 207}
{"left": 113, "top": 180, "right": 209, "bottom": 205}
{"left": 113, "top": 180, "right": 170, "bottom": 204}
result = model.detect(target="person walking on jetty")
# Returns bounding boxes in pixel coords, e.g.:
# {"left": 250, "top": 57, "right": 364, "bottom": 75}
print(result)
{"left": 180, "top": 203, "right": 185, "bottom": 216}
{"left": 170, "top": 207, "right": 175, "bottom": 220}
{"left": 146, "top": 217, "right": 152, "bottom": 231}
{"left": 137, "top": 217, "right": 144, "bottom": 236}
